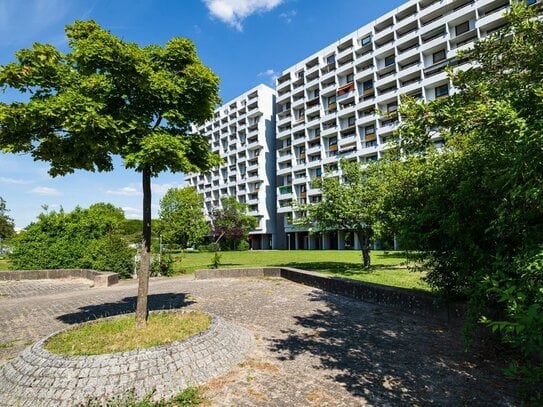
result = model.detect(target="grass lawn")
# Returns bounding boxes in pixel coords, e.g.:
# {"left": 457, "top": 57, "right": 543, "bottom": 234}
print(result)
{"left": 173, "top": 250, "right": 429, "bottom": 292}
{"left": 0, "top": 259, "right": 9, "bottom": 270}
{"left": 45, "top": 311, "right": 210, "bottom": 356}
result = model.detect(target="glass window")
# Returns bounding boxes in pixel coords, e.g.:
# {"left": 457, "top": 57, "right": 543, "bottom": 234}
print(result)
{"left": 363, "top": 80, "right": 373, "bottom": 90}
{"left": 387, "top": 102, "right": 398, "bottom": 112}
{"left": 435, "top": 83, "right": 449, "bottom": 98}
{"left": 346, "top": 73, "right": 354, "bottom": 83}
{"left": 326, "top": 54, "right": 336, "bottom": 64}
{"left": 384, "top": 55, "right": 395, "bottom": 66}
{"left": 433, "top": 49, "right": 446, "bottom": 63}
{"left": 455, "top": 21, "right": 470, "bottom": 36}
{"left": 361, "top": 35, "right": 372, "bottom": 46}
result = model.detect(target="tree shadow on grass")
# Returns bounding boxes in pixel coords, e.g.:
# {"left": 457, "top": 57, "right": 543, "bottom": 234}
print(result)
{"left": 269, "top": 290, "right": 518, "bottom": 405}
{"left": 56, "top": 293, "right": 194, "bottom": 325}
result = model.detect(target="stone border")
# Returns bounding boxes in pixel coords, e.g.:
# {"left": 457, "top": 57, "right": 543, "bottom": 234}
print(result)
{"left": 195, "top": 267, "right": 465, "bottom": 322}
{"left": 0, "top": 310, "right": 253, "bottom": 407}
{"left": 0, "top": 269, "right": 119, "bottom": 287}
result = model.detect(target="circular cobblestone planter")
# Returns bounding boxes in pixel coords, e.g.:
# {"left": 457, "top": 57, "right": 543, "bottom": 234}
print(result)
{"left": 0, "top": 312, "right": 253, "bottom": 407}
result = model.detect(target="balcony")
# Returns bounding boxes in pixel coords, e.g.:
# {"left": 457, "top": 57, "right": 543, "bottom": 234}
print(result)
{"left": 278, "top": 185, "right": 293, "bottom": 195}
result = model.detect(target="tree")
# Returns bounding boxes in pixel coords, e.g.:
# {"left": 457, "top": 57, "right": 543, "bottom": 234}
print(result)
{"left": 0, "top": 197, "right": 15, "bottom": 253}
{"left": 159, "top": 186, "right": 208, "bottom": 248}
{"left": 210, "top": 197, "right": 257, "bottom": 250}
{"left": 296, "top": 160, "right": 388, "bottom": 269}
{"left": 0, "top": 21, "right": 220, "bottom": 327}
{"left": 395, "top": 3, "right": 543, "bottom": 393}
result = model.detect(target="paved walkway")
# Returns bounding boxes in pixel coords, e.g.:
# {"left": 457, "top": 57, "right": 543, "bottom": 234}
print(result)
{"left": 0, "top": 276, "right": 518, "bottom": 406}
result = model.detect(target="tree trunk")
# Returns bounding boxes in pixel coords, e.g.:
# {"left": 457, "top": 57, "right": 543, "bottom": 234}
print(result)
{"left": 136, "top": 165, "right": 152, "bottom": 328}
{"left": 357, "top": 231, "right": 371, "bottom": 269}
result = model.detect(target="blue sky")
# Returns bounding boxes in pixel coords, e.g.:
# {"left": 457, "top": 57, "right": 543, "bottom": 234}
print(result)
{"left": 0, "top": 0, "right": 406, "bottom": 228}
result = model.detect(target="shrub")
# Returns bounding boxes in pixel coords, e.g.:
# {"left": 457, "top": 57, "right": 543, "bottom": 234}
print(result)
{"left": 150, "top": 253, "right": 174, "bottom": 277}
{"left": 236, "top": 240, "right": 250, "bottom": 251}
{"left": 89, "top": 234, "right": 136, "bottom": 279}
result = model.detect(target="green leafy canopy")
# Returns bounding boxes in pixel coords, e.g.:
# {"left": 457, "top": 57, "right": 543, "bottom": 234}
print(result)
{"left": 0, "top": 20, "right": 222, "bottom": 176}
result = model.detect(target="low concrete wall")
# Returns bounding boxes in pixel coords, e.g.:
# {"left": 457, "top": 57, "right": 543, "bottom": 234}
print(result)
{"left": 0, "top": 269, "right": 119, "bottom": 287}
{"left": 195, "top": 268, "right": 281, "bottom": 279}
{"left": 195, "top": 267, "right": 464, "bottom": 322}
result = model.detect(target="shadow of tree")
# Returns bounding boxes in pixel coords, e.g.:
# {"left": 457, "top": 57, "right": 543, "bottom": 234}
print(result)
{"left": 269, "top": 290, "right": 517, "bottom": 405}
{"left": 56, "top": 293, "right": 194, "bottom": 324}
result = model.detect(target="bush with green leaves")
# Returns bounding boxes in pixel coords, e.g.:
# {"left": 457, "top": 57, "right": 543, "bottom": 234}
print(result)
{"left": 392, "top": 4, "right": 543, "bottom": 396}
{"left": 9, "top": 203, "right": 135, "bottom": 277}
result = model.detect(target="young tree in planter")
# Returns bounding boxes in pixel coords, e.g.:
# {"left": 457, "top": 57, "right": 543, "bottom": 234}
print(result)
{"left": 295, "top": 160, "right": 388, "bottom": 269}
{"left": 0, "top": 21, "right": 220, "bottom": 327}
{"left": 159, "top": 186, "right": 208, "bottom": 249}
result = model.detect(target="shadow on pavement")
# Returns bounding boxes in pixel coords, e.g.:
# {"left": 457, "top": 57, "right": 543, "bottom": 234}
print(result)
{"left": 269, "top": 290, "right": 517, "bottom": 406}
{"left": 56, "top": 293, "right": 193, "bottom": 324}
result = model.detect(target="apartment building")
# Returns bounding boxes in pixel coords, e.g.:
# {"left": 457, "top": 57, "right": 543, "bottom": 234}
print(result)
{"left": 274, "top": 0, "right": 515, "bottom": 250}
{"left": 186, "top": 84, "right": 277, "bottom": 249}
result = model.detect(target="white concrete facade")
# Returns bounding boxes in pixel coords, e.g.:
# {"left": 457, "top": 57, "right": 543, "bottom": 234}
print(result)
{"left": 186, "top": 84, "right": 277, "bottom": 249}
{"left": 274, "top": 0, "right": 514, "bottom": 249}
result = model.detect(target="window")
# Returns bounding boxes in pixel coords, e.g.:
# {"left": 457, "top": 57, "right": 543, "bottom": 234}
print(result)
{"left": 384, "top": 55, "right": 395, "bottom": 66}
{"left": 435, "top": 83, "right": 449, "bottom": 98}
{"left": 363, "top": 80, "right": 373, "bottom": 91}
{"left": 387, "top": 102, "right": 398, "bottom": 113}
{"left": 328, "top": 95, "right": 336, "bottom": 106}
{"left": 361, "top": 35, "right": 372, "bottom": 46}
{"left": 316, "top": 168, "right": 322, "bottom": 177}
{"left": 326, "top": 54, "right": 336, "bottom": 64}
{"left": 365, "top": 125, "right": 375, "bottom": 135}
{"left": 347, "top": 116, "right": 356, "bottom": 126}
{"left": 297, "top": 70, "right": 304, "bottom": 78}
{"left": 455, "top": 21, "right": 470, "bottom": 36}
{"left": 433, "top": 49, "right": 446, "bottom": 63}
{"left": 329, "top": 136, "right": 337, "bottom": 146}
{"left": 366, "top": 140, "right": 377, "bottom": 148}
{"left": 346, "top": 73, "right": 354, "bottom": 83}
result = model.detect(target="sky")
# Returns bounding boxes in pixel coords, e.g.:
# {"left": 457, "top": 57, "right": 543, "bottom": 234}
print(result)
{"left": 0, "top": 0, "right": 406, "bottom": 229}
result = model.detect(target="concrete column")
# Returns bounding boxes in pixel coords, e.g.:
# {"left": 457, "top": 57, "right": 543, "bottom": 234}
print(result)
{"left": 393, "top": 235, "right": 399, "bottom": 250}
{"left": 307, "top": 235, "right": 316, "bottom": 250}
{"left": 294, "top": 232, "right": 300, "bottom": 250}
{"left": 322, "top": 233, "right": 330, "bottom": 250}
{"left": 354, "top": 233, "right": 361, "bottom": 250}
{"left": 337, "top": 230, "right": 346, "bottom": 250}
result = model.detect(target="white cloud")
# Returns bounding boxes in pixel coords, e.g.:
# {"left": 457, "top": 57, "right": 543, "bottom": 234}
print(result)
{"left": 202, "top": 0, "right": 284, "bottom": 31}
{"left": 122, "top": 206, "right": 142, "bottom": 219}
{"left": 0, "top": 176, "right": 33, "bottom": 185}
{"left": 258, "top": 68, "right": 279, "bottom": 85}
{"left": 279, "top": 9, "right": 296, "bottom": 23}
{"left": 106, "top": 186, "right": 141, "bottom": 196}
{"left": 29, "top": 186, "right": 62, "bottom": 196}
{"left": 121, "top": 206, "right": 139, "bottom": 213}
{"left": 151, "top": 183, "right": 183, "bottom": 196}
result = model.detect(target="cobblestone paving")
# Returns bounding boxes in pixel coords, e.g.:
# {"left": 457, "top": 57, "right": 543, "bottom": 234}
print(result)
{"left": 0, "top": 276, "right": 519, "bottom": 406}
{"left": 0, "top": 278, "right": 92, "bottom": 299}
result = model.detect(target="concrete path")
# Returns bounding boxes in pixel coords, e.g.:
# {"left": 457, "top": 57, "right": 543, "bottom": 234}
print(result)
{"left": 0, "top": 276, "right": 518, "bottom": 406}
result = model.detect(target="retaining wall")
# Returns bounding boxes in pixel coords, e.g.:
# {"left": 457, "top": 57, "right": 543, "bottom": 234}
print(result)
{"left": 0, "top": 269, "right": 119, "bottom": 287}
{"left": 195, "top": 267, "right": 464, "bottom": 322}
